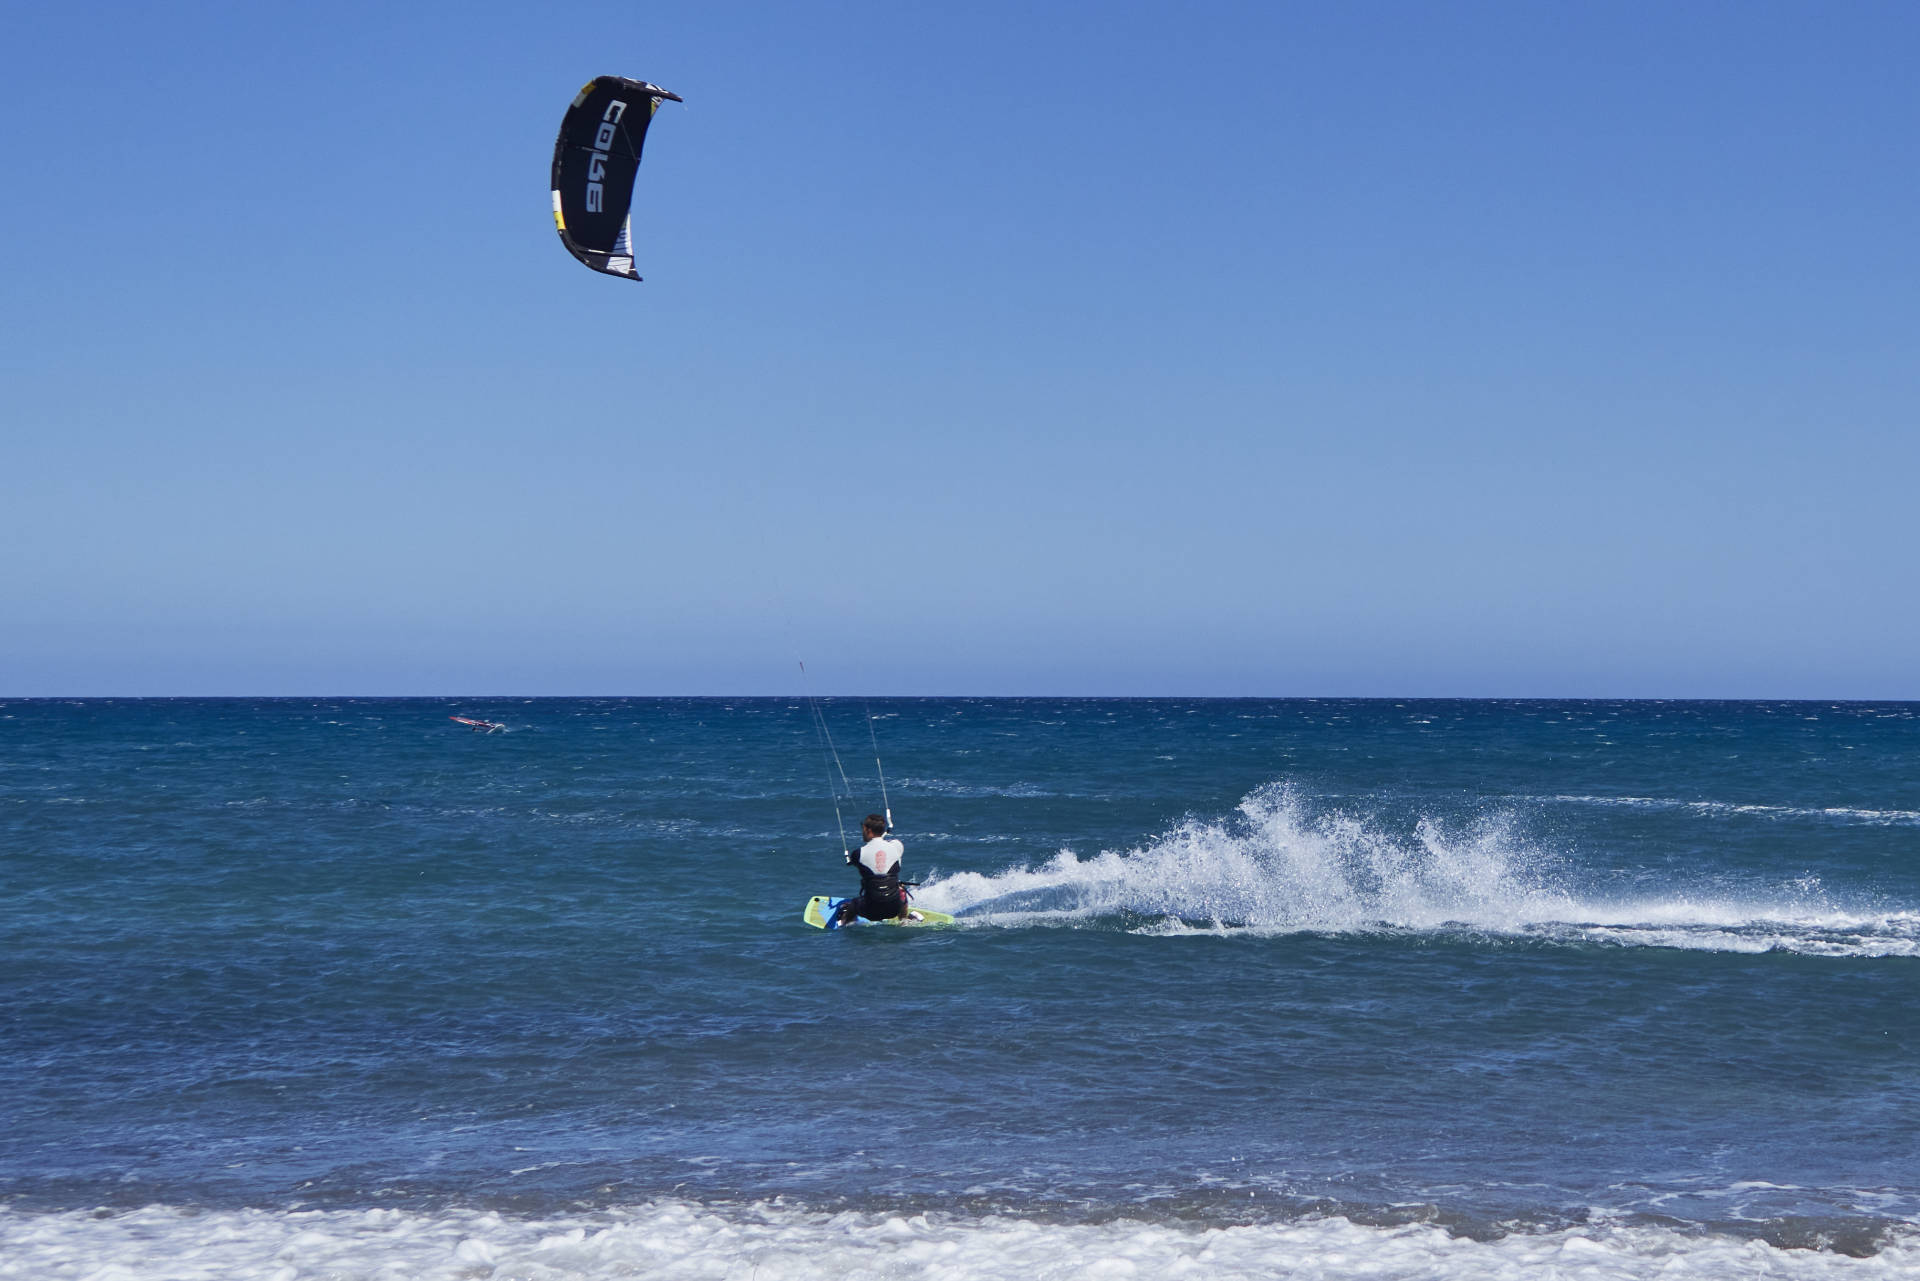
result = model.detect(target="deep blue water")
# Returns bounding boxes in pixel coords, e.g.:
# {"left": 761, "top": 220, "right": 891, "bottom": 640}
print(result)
{"left": 4, "top": 698, "right": 1918, "bottom": 1273}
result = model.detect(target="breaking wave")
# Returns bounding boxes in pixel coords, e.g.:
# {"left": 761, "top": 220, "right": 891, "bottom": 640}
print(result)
{"left": 912, "top": 784, "right": 1920, "bottom": 958}
{"left": 3, "top": 1201, "right": 1914, "bottom": 1280}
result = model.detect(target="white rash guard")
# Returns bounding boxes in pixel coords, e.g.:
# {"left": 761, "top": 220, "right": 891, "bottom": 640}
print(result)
{"left": 857, "top": 835, "right": 904, "bottom": 875}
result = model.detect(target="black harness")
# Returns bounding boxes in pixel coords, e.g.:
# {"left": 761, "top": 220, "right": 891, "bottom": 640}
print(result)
{"left": 852, "top": 856, "right": 904, "bottom": 901}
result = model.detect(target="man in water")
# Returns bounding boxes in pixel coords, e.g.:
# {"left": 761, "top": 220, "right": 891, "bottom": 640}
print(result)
{"left": 834, "top": 813, "right": 922, "bottom": 925}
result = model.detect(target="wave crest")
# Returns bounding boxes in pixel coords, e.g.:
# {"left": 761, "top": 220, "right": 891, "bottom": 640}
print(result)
{"left": 4, "top": 1201, "right": 1912, "bottom": 1279}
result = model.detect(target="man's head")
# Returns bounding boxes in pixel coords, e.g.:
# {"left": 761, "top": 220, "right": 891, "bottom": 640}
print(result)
{"left": 862, "top": 813, "right": 887, "bottom": 839}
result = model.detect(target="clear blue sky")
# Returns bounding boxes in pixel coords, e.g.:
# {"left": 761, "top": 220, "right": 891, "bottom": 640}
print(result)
{"left": 4, "top": 2, "right": 1915, "bottom": 696}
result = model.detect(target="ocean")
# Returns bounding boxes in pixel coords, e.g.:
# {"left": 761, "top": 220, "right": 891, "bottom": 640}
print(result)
{"left": 4, "top": 697, "right": 1917, "bottom": 1278}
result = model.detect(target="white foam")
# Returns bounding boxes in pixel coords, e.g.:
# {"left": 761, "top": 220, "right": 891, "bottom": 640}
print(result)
{"left": 897, "top": 776, "right": 1056, "bottom": 799}
{"left": 1, "top": 1202, "right": 1910, "bottom": 1280}
{"left": 1546, "top": 795, "right": 1920, "bottom": 827}
{"left": 911, "top": 784, "right": 1920, "bottom": 958}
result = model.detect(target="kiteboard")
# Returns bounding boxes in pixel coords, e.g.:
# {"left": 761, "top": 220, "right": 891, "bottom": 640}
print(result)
{"left": 803, "top": 896, "right": 955, "bottom": 930}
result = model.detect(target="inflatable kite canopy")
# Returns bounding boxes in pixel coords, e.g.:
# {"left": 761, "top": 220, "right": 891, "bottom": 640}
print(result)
{"left": 550, "top": 76, "right": 682, "bottom": 281}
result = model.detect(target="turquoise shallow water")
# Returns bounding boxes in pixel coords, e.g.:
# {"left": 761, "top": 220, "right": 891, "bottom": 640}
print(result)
{"left": 3, "top": 698, "right": 1918, "bottom": 1273}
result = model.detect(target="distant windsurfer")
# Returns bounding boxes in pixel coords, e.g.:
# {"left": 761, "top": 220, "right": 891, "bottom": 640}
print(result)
{"left": 835, "top": 814, "right": 921, "bottom": 925}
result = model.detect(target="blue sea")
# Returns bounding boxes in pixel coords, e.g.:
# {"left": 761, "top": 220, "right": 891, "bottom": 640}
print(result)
{"left": 4, "top": 698, "right": 1918, "bottom": 1278}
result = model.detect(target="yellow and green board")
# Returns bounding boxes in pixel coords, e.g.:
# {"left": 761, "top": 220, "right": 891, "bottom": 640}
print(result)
{"left": 803, "top": 896, "right": 956, "bottom": 930}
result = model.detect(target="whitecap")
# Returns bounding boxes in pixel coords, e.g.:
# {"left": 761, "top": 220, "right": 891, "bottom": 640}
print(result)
{"left": 1, "top": 1201, "right": 1911, "bottom": 1280}
{"left": 1542, "top": 795, "right": 1920, "bottom": 827}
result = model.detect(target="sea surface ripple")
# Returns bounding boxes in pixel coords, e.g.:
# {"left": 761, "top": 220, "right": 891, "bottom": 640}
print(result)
{"left": 3, "top": 697, "right": 1917, "bottom": 1276}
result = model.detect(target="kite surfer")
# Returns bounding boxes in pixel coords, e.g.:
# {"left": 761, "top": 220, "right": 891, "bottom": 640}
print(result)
{"left": 834, "top": 814, "right": 919, "bottom": 926}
